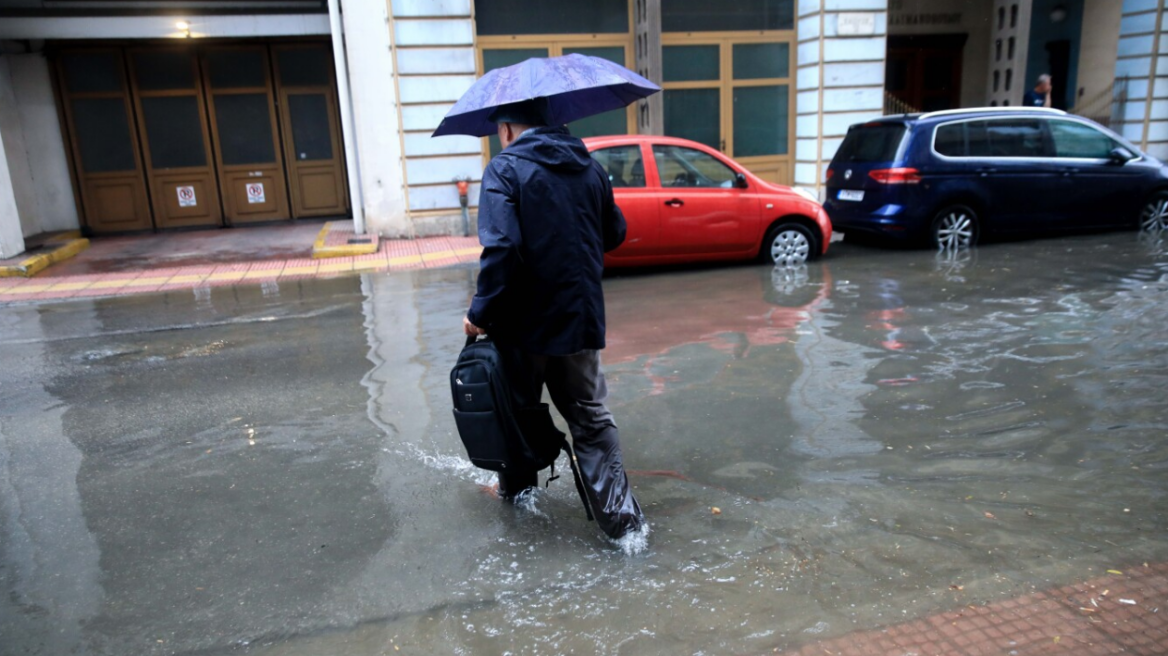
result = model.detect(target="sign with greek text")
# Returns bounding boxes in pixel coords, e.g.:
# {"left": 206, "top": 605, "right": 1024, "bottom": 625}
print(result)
{"left": 838, "top": 12, "right": 877, "bottom": 35}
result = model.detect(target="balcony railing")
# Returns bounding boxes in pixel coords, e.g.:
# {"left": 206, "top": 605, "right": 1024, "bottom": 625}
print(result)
{"left": 883, "top": 92, "right": 920, "bottom": 116}
{"left": 1070, "top": 78, "right": 1127, "bottom": 129}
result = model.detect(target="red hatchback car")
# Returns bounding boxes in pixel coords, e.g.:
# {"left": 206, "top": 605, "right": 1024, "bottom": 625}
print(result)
{"left": 583, "top": 135, "right": 832, "bottom": 267}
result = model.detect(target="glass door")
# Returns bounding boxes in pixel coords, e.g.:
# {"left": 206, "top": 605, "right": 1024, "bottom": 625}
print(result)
{"left": 128, "top": 47, "right": 222, "bottom": 229}
{"left": 56, "top": 49, "right": 153, "bottom": 233}
{"left": 478, "top": 38, "right": 635, "bottom": 159}
{"left": 201, "top": 46, "right": 290, "bottom": 224}
{"left": 661, "top": 34, "right": 795, "bottom": 184}
{"left": 272, "top": 45, "right": 349, "bottom": 218}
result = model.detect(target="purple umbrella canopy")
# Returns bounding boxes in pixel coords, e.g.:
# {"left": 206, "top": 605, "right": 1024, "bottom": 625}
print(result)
{"left": 431, "top": 53, "right": 661, "bottom": 138}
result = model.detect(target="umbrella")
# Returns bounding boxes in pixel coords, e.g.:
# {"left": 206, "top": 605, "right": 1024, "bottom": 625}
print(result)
{"left": 431, "top": 53, "right": 661, "bottom": 138}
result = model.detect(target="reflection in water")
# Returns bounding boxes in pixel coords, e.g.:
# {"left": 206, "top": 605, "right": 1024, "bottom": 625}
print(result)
{"left": 0, "top": 306, "right": 103, "bottom": 655}
{"left": 3, "top": 233, "right": 1168, "bottom": 655}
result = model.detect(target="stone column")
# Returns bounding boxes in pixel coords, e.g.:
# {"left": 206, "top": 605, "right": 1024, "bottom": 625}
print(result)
{"left": 795, "top": 0, "right": 889, "bottom": 198}
{"left": 986, "top": 0, "right": 1034, "bottom": 107}
{"left": 1114, "top": 0, "right": 1168, "bottom": 159}
{"left": 0, "top": 62, "right": 24, "bottom": 258}
{"left": 634, "top": 0, "right": 663, "bottom": 135}
{"left": 392, "top": 0, "right": 483, "bottom": 236}
{"left": 336, "top": 0, "right": 410, "bottom": 237}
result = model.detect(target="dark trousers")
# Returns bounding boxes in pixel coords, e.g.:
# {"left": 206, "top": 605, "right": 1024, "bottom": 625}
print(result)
{"left": 498, "top": 346, "right": 644, "bottom": 539}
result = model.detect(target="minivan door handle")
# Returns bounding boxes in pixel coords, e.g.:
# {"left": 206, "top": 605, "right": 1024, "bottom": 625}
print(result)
{"left": 664, "top": 198, "right": 684, "bottom": 207}
{"left": 1060, "top": 168, "right": 1076, "bottom": 177}
{"left": 977, "top": 167, "right": 997, "bottom": 177}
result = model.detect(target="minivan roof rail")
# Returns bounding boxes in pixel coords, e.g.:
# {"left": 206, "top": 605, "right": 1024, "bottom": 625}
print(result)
{"left": 919, "top": 106, "right": 1067, "bottom": 119}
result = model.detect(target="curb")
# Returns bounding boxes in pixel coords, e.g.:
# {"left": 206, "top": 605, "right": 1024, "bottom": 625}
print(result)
{"left": 311, "top": 221, "right": 378, "bottom": 259}
{"left": 0, "top": 237, "right": 90, "bottom": 278}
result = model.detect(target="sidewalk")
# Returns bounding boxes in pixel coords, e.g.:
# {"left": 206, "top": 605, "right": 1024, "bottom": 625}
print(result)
{"left": 796, "top": 562, "right": 1168, "bottom": 655}
{"left": 0, "top": 221, "right": 482, "bottom": 304}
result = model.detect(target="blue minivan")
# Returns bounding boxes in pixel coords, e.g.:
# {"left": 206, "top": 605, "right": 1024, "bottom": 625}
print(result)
{"left": 823, "top": 107, "right": 1168, "bottom": 248}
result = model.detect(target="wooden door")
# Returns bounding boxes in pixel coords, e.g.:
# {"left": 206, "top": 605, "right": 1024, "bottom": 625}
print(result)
{"left": 272, "top": 45, "right": 348, "bottom": 218}
{"left": 201, "top": 46, "right": 290, "bottom": 223}
{"left": 56, "top": 49, "right": 152, "bottom": 233}
{"left": 128, "top": 47, "right": 222, "bottom": 229}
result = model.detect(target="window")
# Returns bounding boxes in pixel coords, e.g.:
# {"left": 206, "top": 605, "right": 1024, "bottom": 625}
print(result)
{"left": 663, "top": 0, "right": 794, "bottom": 32}
{"left": 1049, "top": 120, "right": 1118, "bottom": 158}
{"left": 663, "top": 45, "right": 720, "bottom": 82}
{"left": 835, "top": 123, "right": 907, "bottom": 163}
{"left": 1010, "top": 3, "right": 1018, "bottom": 28}
{"left": 985, "top": 119, "right": 1046, "bottom": 157}
{"left": 934, "top": 123, "right": 965, "bottom": 156}
{"left": 935, "top": 120, "right": 1048, "bottom": 158}
{"left": 475, "top": 0, "right": 628, "bottom": 35}
{"left": 652, "top": 145, "right": 737, "bottom": 188}
{"left": 592, "top": 145, "right": 645, "bottom": 187}
{"left": 995, "top": 39, "right": 1002, "bottom": 62}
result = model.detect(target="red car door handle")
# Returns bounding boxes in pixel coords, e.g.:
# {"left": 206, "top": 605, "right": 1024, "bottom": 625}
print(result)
{"left": 664, "top": 198, "right": 684, "bottom": 207}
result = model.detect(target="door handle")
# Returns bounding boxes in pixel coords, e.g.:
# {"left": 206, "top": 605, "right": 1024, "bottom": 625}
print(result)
{"left": 664, "top": 198, "right": 684, "bottom": 207}
{"left": 977, "top": 167, "right": 997, "bottom": 177}
{"left": 1060, "top": 168, "right": 1076, "bottom": 177}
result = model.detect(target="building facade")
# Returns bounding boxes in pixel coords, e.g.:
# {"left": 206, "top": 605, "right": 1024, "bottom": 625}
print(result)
{"left": 0, "top": 0, "right": 1163, "bottom": 258}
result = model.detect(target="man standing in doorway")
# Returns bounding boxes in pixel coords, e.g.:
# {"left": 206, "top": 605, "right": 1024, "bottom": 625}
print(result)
{"left": 1023, "top": 74, "right": 1053, "bottom": 107}
{"left": 462, "top": 98, "right": 645, "bottom": 542}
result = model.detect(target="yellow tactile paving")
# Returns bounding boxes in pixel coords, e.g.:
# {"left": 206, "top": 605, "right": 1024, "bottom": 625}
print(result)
{"left": 123, "top": 276, "right": 172, "bottom": 287}
{"left": 420, "top": 250, "right": 458, "bottom": 262}
{"left": 207, "top": 272, "right": 246, "bottom": 281}
{"left": 282, "top": 263, "right": 320, "bottom": 274}
{"left": 242, "top": 269, "right": 282, "bottom": 279}
{"left": 169, "top": 275, "right": 207, "bottom": 284}
{"left": 45, "top": 281, "right": 92, "bottom": 291}
{"left": 388, "top": 254, "right": 425, "bottom": 266}
{"left": 4, "top": 284, "right": 53, "bottom": 294}
{"left": 316, "top": 261, "right": 354, "bottom": 273}
{"left": 88, "top": 280, "right": 131, "bottom": 289}
{"left": 352, "top": 260, "right": 387, "bottom": 271}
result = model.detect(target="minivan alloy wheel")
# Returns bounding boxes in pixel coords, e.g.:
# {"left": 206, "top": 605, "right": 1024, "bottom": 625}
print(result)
{"left": 767, "top": 226, "right": 812, "bottom": 266}
{"left": 932, "top": 206, "right": 978, "bottom": 250}
{"left": 1140, "top": 195, "right": 1168, "bottom": 231}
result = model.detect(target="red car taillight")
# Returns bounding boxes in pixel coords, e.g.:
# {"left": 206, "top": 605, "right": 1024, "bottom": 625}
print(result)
{"left": 825, "top": 169, "right": 834, "bottom": 181}
{"left": 868, "top": 167, "right": 922, "bottom": 184}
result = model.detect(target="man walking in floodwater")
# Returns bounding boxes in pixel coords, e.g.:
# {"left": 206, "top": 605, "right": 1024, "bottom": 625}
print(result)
{"left": 462, "top": 98, "right": 645, "bottom": 542}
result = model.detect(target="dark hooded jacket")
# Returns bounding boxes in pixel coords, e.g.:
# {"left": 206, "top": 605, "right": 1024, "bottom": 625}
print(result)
{"left": 467, "top": 126, "right": 626, "bottom": 356}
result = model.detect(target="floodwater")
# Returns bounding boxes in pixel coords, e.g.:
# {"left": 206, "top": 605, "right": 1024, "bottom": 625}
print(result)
{"left": 2, "top": 232, "right": 1167, "bottom": 655}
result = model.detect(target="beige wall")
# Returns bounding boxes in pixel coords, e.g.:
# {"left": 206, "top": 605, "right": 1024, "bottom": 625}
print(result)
{"left": 887, "top": 0, "right": 993, "bottom": 108}
{"left": 1075, "top": 0, "right": 1121, "bottom": 112}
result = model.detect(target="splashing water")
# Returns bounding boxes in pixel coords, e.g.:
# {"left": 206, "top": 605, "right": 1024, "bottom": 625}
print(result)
{"left": 510, "top": 487, "right": 546, "bottom": 518}
{"left": 611, "top": 522, "right": 650, "bottom": 556}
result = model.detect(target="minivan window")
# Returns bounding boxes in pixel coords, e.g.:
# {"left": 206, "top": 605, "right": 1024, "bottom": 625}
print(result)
{"left": 984, "top": 119, "right": 1046, "bottom": 157}
{"left": 933, "top": 119, "right": 1046, "bottom": 157}
{"left": 835, "top": 123, "right": 906, "bottom": 163}
{"left": 1049, "top": 120, "right": 1118, "bottom": 158}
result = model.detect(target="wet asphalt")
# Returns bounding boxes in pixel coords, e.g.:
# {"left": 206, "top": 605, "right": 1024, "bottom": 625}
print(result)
{"left": 2, "top": 231, "right": 1167, "bottom": 655}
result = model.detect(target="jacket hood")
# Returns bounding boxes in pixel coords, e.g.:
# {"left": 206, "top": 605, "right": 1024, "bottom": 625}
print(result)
{"left": 504, "top": 126, "right": 592, "bottom": 172}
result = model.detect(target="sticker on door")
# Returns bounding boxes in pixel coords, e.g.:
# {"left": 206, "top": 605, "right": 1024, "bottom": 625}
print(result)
{"left": 177, "top": 186, "right": 197, "bottom": 207}
{"left": 246, "top": 183, "right": 266, "bottom": 204}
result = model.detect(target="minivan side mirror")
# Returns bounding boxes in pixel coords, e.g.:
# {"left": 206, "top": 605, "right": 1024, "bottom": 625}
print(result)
{"left": 1108, "top": 146, "right": 1135, "bottom": 165}
{"left": 734, "top": 172, "right": 748, "bottom": 188}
